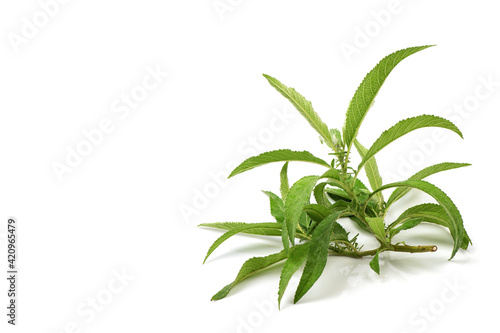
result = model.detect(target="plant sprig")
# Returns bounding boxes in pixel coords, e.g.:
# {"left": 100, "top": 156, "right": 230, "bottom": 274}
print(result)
{"left": 199, "top": 45, "right": 471, "bottom": 307}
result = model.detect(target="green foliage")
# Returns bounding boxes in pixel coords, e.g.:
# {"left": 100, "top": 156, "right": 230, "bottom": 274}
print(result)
{"left": 263, "top": 74, "right": 336, "bottom": 151}
{"left": 200, "top": 45, "right": 471, "bottom": 307}
{"left": 342, "top": 45, "right": 434, "bottom": 150}
{"left": 369, "top": 251, "right": 381, "bottom": 275}
{"left": 386, "top": 162, "right": 471, "bottom": 208}
{"left": 228, "top": 149, "right": 330, "bottom": 178}
{"left": 357, "top": 115, "right": 463, "bottom": 172}
{"left": 354, "top": 139, "right": 384, "bottom": 207}
{"left": 294, "top": 211, "right": 346, "bottom": 303}
{"left": 211, "top": 250, "right": 288, "bottom": 300}
{"left": 366, "top": 217, "right": 387, "bottom": 245}
{"left": 278, "top": 243, "right": 310, "bottom": 308}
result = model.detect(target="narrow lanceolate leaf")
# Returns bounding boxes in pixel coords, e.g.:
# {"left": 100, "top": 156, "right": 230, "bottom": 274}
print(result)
{"left": 278, "top": 243, "right": 310, "bottom": 309}
{"left": 389, "top": 203, "right": 471, "bottom": 248}
{"left": 303, "top": 204, "right": 331, "bottom": 223}
{"left": 343, "top": 45, "right": 434, "bottom": 150}
{"left": 369, "top": 251, "right": 381, "bottom": 275}
{"left": 366, "top": 217, "right": 387, "bottom": 244}
{"left": 354, "top": 139, "right": 384, "bottom": 206}
{"left": 314, "top": 182, "right": 332, "bottom": 207}
{"left": 211, "top": 250, "right": 288, "bottom": 300}
{"left": 294, "top": 211, "right": 345, "bottom": 303}
{"left": 387, "top": 162, "right": 471, "bottom": 207}
{"left": 326, "top": 188, "right": 350, "bottom": 202}
{"left": 372, "top": 180, "right": 466, "bottom": 259}
{"left": 229, "top": 149, "right": 330, "bottom": 178}
{"left": 389, "top": 219, "right": 422, "bottom": 238}
{"left": 280, "top": 162, "right": 290, "bottom": 202}
{"left": 203, "top": 223, "right": 282, "bottom": 263}
{"left": 263, "top": 74, "right": 336, "bottom": 150}
{"left": 358, "top": 115, "right": 463, "bottom": 171}
{"left": 262, "top": 191, "right": 285, "bottom": 222}
{"left": 198, "top": 222, "right": 282, "bottom": 237}
{"left": 284, "top": 176, "right": 320, "bottom": 245}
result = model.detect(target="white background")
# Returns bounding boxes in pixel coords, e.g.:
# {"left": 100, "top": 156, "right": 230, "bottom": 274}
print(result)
{"left": 1, "top": 1, "right": 499, "bottom": 332}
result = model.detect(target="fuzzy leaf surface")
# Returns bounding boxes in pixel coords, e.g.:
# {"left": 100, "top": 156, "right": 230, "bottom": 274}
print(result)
{"left": 211, "top": 250, "right": 288, "bottom": 300}
{"left": 199, "top": 222, "right": 282, "bottom": 237}
{"left": 294, "top": 211, "right": 345, "bottom": 303}
{"left": 280, "top": 162, "right": 290, "bottom": 202}
{"left": 278, "top": 243, "right": 310, "bottom": 308}
{"left": 369, "top": 251, "right": 381, "bottom": 275}
{"left": 284, "top": 176, "right": 320, "bottom": 245}
{"left": 359, "top": 115, "right": 463, "bottom": 171}
{"left": 354, "top": 139, "right": 384, "bottom": 206}
{"left": 229, "top": 149, "right": 330, "bottom": 178}
{"left": 390, "top": 203, "right": 471, "bottom": 248}
{"left": 387, "top": 162, "right": 471, "bottom": 207}
{"left": 314, "top": 182, "right": 333, "bottom": 207}
{"left": 263, "top": 74, "right": 336, "bottom": 150}
{"left": 366, "top": 217, "right": 387, "bottom": 244}
{"left": 303, "top": 204, "right": 332, "bottom": 223}
{"left": 389, "top": 219, "right": 423, "bottom": 237}
{"left": 262, "top": 191, "right": 285, "bottom": 223}
{"left": 372, "top": 180, "right": 466, "bottom": 259}
{"left": 203, "top": 223, "right": 283, "bottom": 263}
{"left": 343, "top": 45, "right": 434, "bottom": 149}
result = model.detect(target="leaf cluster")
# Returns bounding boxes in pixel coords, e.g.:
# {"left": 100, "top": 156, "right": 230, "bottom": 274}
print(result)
{"left": 200, "top": 45, "right": 471, "bottom": 307}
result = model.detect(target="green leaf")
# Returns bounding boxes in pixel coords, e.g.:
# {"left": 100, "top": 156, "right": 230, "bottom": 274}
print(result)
{"left": 326, "top": 188, "right": 350, "bottom": 202}
{"left": 387, "top": 162, "right": 471, "bottom": 207}
{"left": 369, "top": 251, "right": 381, "bottom": 275}
{"left": 371, "top": 180, "right": 466, "bottom": 259}
{"left": 366, "top": 217, "right": 387, "bottom": 244}
{"left": 281, "top": 218, "right": 290, "bottom": 254}
{"left": 319, "top": 169, "right": 350, "bottom": 193}
{"left": 262, "top": 191, "right": 285, "bottom": 222}
{"left": 203, "top": 223, "right": 283, "bottom": 263}
{"left": 332, "top": 220, "right": 348, "bottom": 237}
{"left": 330, "top": 128, "right": 344, "bottom": 150}
{"left": 280, "top": 162, "right": 290, "bottom": 202}
{"left": 303, "top": 204, "right": 331, "bottom": 223}
{"left": 229, "top": 149, "right": 330, "bottom": 178}
{"left": 389, "top": 203, "right": 471, "bottom": 248}
{"left": 389, "top": 218, "right": 422, "bottom": 237}
{"left": 284, "top": 176, "right": 320, "bottom": 245}
{"left": 306, "top": 201, "right": 350, "bottom": 236}
{"left": 358, "top": 115, "right": 463, "bottom": 171}
{"left": 320, "top": 168, "right": 342, "bottom": 180}
{"left": 314, "top": 182, "right": 332, "bottom": 207}
{"left": 211, "top": 250, "right": 288, "bottom": 300}
{"left": 198, "top": 222, "right": 282, "bottom": 237}
{"left": 343, "top": 45, "right": 434, "bottom": 150}
{"left": 278, "top": 243, "right": 310, "bottom": 309}
{"left": 294, "top": 211, "right": 345, "bottom": 303}
{"left": 263, "top": 74, "right": 336, "bottom": 150}
{"left": 354, "top": 139, "right": 384, "bottom": 206}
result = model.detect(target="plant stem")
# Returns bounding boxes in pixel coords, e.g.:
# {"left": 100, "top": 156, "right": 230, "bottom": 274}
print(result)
{"left": 390, "top": 244, "right": 438, "bottom": 253}
{"left": 328, "top": 244, "right": 437, "bottom": 258}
